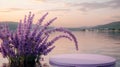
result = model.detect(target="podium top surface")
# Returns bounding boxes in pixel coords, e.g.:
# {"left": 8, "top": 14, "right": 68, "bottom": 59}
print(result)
{"left": 49, "top": 54, "right": 116, "bottom": 66}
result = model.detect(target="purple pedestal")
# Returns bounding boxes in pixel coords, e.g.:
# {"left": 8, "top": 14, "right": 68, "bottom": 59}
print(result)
{"left": 49, "top": 54, "right": 116, "bottom": 67}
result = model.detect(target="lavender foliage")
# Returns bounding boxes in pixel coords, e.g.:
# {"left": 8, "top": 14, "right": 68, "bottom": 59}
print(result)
{"left": 0, "top": 12, "right": 78, "bottom": 62}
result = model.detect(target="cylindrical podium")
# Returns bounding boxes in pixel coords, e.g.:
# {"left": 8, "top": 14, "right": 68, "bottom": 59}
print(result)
{"left": 49, "top": 54, "right": 116, "bottom": 67}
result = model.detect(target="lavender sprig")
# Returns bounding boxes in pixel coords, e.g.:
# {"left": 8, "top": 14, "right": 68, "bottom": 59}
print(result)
{"left": 0, "top": 12, "right": 78, "bottom": 63}
{"left": 31, "top": 12, "right": 48, "bottom": 37}
{"left": 45, "top": 28, "right": 78, "bottom": 50}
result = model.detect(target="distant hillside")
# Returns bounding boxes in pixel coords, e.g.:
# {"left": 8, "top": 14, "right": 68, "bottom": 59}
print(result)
{"left": 67, "top": 27, "right": 87, "bottom": 31}
{"left": 0, "top": 22, "right": 18, "bottom": 30}
{"left": 0, "top": 22, "right": 54, "bottom": 31}
{"left": 93, "top": 21, "right": 120, "bottom": 30}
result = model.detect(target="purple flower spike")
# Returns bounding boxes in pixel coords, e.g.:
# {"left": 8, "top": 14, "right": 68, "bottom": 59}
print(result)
{"left": 31, "top": 12, "right": 48, "bottom": 37}
{"left": 43, "top": 46, "right": 55, "bottom": 55}
{"left": 45, "top": 28, "right": 78, "bottom": 50}
{"left": 46, "top": 35, "right": 72, "bottom": 48}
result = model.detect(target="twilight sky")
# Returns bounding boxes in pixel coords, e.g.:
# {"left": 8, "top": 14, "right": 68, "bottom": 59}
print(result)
{"left": 0, "top": 0, "right": 120, "bottom": 28}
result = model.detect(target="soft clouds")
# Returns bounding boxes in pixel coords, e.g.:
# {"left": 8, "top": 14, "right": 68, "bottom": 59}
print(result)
{"left": 40, "top": 8, "right": 70, "bottom": 12}
{"left": 9, "top": 8, "right": 31, "bottom": 11}
{"left": 0, "top": 8, "right": 31, "bottom": 12}
{"left": 0, "top": 10, "right": 10, "bottom": 12}
{"left": 112, "top": 16, "right": 120, "bottom": 19}
{"left": 107, "top": 0, "right": 120, "bottom": 8}
{"left": 35, "top": 0, "right": 45, "bottom": 1}
{"left": 78, "top": 2, "right": 109, "bottom": 11}
{"left": 35, "top": 0, "right": 46, "bottom": 1}
{"left": 69, "top": 0, "right": 120, "bottom": 11}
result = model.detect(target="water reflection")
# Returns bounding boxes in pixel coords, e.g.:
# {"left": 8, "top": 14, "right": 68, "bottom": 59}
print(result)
{"left": 97, "top": 32, "right": 120, "bottom": 41}
{"left": 47, "top": 31, "right": 120, "bottom": 67}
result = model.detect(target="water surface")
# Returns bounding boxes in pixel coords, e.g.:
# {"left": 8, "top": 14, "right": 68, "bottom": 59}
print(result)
{"left": 47, "top": 31, "right": 120, "bottom": 67}
{"left": 0, "top": 31, "right": 120, "bottom": 67}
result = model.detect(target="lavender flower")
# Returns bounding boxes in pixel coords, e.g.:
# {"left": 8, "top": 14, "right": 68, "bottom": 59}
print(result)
{"left": 0, "top": 12, "right": 78, "bottom": 64}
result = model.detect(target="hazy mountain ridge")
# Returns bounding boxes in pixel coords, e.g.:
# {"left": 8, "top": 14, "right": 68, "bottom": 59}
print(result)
{"left": 0, "top": 21, "right": 87, "bottom": 31}
{"left": 0, "top": 22, "right": 54, "bottom": 30}
{"left": 0, "top": 21, "right": 120, "bottom": 31}
{"left": 92, "top": 21, "right": 120, "bottom": 29}
{"left": 0, "top": 22, "right": 18, "bottom": 30}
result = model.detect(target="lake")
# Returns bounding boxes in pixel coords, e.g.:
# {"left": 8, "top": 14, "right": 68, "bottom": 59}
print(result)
{"left": 0, "top": 31, "right": 120, "bottom": 67}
